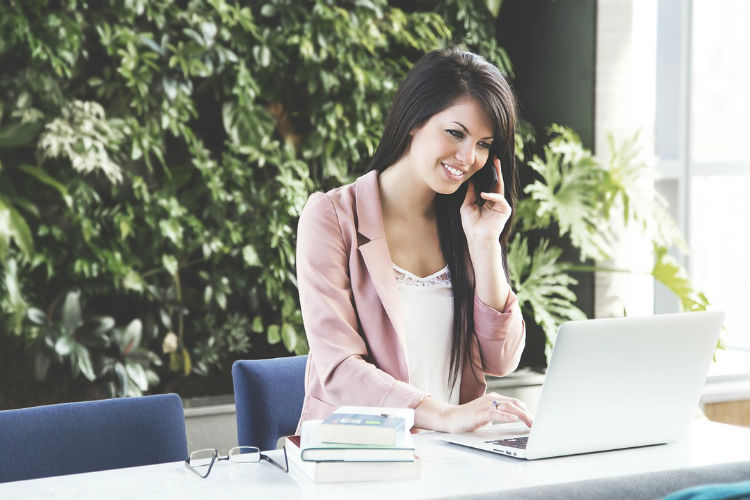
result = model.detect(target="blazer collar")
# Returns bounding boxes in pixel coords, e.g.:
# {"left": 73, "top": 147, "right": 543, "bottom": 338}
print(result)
{"left": 355, "top": 170, "right": 385, "bottom": 241}
{"left": 354, "top": 170, "right": 410, "bottom": 380}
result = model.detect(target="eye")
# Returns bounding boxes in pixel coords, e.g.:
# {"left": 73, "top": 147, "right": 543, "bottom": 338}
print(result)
{"left": 446, "top": 129, "right": 463, "bottom": 139}
{"left": 478, "top": 141, "right": 492, "bottom": 150}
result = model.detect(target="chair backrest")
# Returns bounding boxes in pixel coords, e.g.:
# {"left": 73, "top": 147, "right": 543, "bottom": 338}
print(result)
{"left": 0, "top": 393, "right": 188, "bottom": 483}
{"left": 232, "top": 355, "right": 307, "bottom": 451}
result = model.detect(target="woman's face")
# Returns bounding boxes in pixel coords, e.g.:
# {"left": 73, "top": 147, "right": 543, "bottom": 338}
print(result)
{"left": 407, "top": 97, "right": 494, "bottom": 195}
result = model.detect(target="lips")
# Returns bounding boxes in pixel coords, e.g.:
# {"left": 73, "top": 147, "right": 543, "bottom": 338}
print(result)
{"left": 441, "top": 162, "right": 466, "bottom": 180}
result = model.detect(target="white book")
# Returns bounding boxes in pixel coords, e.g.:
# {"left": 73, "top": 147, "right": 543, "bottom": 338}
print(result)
{"left": 300, "top": 419, "right": 415, "bottom": 462}
{"left": 332, "top": 406, "right": 415, "bottom": 430}
{"left": 320, "top": 412, "right": 405, "bottom": 446}
{"left": 285, "top": 435, "right": 421, "bottom": 483}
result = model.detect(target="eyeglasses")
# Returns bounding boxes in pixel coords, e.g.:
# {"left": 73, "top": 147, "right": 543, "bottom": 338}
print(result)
{"left": 185, "top": 446, "right": 288, "bottom": 478}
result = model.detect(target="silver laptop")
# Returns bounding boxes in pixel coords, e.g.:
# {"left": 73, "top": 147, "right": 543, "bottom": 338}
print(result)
{"left": 442, "top": 311, "right": 724, "bottom": 460}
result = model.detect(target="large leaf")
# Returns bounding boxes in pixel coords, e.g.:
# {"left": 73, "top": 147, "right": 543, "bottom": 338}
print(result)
{"left": 61, "top": 291, "right": 82, "bottom": 335}
{"left": 120, "top": 319, "right": 143, "bottom": 355}
{"left": 125, "top": 361, "right": 149, "bottom": 391}
{"left": 485, "top": 0, "right": 502, "bottom": 17}
{"left": 242, "top": 244, "right": 260, "bottom": 266}
{"left": 74, "top": 344, "right": 97, "bottom": 381}
{"left": 524, "top": 128, "right": 614, "bottom": 261}
{"left": 15, "top": 164, "right": 73, "bottom": 208}
{"left": 77, "top": 316, "right": 115, "bottom": 335}
{"left": 508, "top": 234, "right": 587, "bottom": 354}
{"left": 0, "top": 198, "right": 34, "bottom": 257}
{"left": 33, "top": 349, "right": 51, "bottom": 381}
{"left": 76, "top": 316, "right": 115, "bottom": 348}
{"left": 281, "top": 323, "right": 297, "bottom": 352}
{"left": 267, "top": 324, "right": 281, "bottom": 345}
{"left": 181, "top": 347, "right": 192, "bottom": 375}
{"left": 2, "top": 259, "right": 27, "bottom": 332}
{"left": 651, "top": 246, "right": 710, "bottom": 312}
{"left": 55, "top": 335, "right": 76, "bottom": 356}
{"left": 162, "top": 254, "right": 179, "bottom": 275}
{"left": 0, "top": 120, "right": 42, "bottom": 148}
{"left": 604, "top": 132, "right": 687, "bottom": 252}
{"left": 27, "top": 307, "right": 47, "bottom": 325}
{"left": 114, "top": 362, "right": 129, "bottom": 396}
{"left": 169, "top": 347, "right": 192, "bottom": 376}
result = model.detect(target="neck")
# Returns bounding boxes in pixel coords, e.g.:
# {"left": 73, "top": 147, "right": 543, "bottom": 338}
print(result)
{"left": 378, "top": 158, "right": 436, "bottom": 221}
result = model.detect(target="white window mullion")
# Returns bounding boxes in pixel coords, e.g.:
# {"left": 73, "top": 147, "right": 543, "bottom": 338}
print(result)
{"left": 678, "top": 0, "right": 693, "bottom": 272}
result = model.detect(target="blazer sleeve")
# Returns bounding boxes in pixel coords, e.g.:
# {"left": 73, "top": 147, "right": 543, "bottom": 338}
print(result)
{"left": 296, "top": 192, "right": 427, "bottom": 409}
{"left": 472, "top": 290, "right": 526, "bottom": 377}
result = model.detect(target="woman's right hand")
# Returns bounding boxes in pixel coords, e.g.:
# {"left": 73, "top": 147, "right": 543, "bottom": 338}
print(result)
{"left": 415, "top": 392, "right": 533, "bottom": 434}
{"left": 445, "top": 392, "right": 533, "bottom": 433}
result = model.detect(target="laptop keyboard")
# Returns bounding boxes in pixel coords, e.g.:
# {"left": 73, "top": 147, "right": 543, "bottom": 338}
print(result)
{"left": 486, "top": 436, "right": 529, "bottom": 449}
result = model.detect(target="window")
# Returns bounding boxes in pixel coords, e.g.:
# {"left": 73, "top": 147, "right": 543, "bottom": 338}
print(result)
{"left": 654, "top": 0, "right": 750, "bottom": 374}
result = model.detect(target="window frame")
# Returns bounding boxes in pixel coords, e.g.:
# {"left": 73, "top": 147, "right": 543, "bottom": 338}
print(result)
{"left": 653, "top": 0, "right": 750, "bottom": 369}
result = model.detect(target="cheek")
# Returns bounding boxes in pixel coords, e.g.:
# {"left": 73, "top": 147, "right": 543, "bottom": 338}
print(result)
{"left": 475, "top": 149, "right": 490, "bottom": 167}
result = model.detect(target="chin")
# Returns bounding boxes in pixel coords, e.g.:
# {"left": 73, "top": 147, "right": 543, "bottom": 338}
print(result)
{"left": 431, "top": 180, "right": 464, "bottom": 196}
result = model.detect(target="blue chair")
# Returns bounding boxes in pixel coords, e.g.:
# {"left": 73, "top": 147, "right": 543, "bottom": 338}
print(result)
{"left": 232, "top": 355, "right": 307, "bottom": 451}
{"left": 0, "top": 393, "right": 188, "bottom": 483}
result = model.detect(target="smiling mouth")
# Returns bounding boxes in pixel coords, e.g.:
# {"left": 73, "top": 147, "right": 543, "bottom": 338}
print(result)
{"left": 441, "top": 162, "right": 466, "bottom": 180}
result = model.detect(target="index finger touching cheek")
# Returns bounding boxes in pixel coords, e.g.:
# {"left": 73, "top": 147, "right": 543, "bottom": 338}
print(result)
{"left": 495, "top": 156, "right": 504, "bottom": 196}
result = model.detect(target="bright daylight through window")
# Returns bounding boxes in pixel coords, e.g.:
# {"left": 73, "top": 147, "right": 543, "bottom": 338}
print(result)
{"left": 648, "top": 0, "right": 749, "bottom": 377}
{"left": 689, "top": 0, "right": 749, "bottom": 358}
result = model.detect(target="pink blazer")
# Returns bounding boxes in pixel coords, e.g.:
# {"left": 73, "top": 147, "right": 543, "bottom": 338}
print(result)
{"left": 295, "top": 170, "right": 525, "bottom": 431}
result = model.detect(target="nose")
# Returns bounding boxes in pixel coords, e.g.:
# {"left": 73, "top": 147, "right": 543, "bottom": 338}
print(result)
{"left": 455, "top": 142, "right": 475, "bottom": 166}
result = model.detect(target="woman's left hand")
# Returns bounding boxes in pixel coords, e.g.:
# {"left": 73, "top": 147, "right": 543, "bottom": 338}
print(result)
{"left": 460, "top": 157, "right": 511, "bottom": 244}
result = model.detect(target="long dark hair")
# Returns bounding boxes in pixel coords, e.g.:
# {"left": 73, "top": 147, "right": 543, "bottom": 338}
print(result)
{"left": 368, "top": 46, "right": 518, "bottom": 394}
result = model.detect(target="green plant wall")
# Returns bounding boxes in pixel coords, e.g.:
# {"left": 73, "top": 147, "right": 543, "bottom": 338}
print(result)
{"left": 0, "top": 0, "right": 706, "bottom": 408}
{"left": 0, "top": 0, "right": 513, "bottom": 407}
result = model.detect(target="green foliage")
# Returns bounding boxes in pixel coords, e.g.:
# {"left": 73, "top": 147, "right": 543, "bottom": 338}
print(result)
{"left": 522, "top": 126, "right": 613, "bottom": 261}
{"left": 520, "top": 125, "right": 686, "bottom": 262}
{"left": 0, "top": 0, "right": 708, "bottom": 405}
{"left": 507, "top": 235, "right": 586, "bottom": 355}
{"left": 513, "top": 125, "right": 710, "bottom": 356}
{"left": 0, "top": 0, "right": 504, "bottom": 405}
{"left": 38, "top": 100, "right": 125, "bottom": 184}
{"left": 651, "top": 246, "right": 710, "bottom": 312}
{"left": 603, "top": 132, "right": 687, "bottom": 252}
{"left": 427, "top": 0, "right": 515, "bottom": 76}
{"left": 26, "top": 291, "right": 161, "bottom": 397}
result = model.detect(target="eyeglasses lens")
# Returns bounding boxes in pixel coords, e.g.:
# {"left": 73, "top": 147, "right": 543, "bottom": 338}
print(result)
{"left": 228, "top": 446, "right": 261, "bottom": 463}
{"left": 189, "top": 449, "right": 217, "bottom": 468}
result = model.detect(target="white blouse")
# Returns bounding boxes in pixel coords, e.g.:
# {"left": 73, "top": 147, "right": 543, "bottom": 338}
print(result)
{"left": 393, "top": 263, "right": 461, "bottom": 405}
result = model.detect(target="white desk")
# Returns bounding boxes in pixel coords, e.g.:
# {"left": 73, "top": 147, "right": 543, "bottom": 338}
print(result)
{"left": 1, "top": 420, "right": 747, "bottom": 500}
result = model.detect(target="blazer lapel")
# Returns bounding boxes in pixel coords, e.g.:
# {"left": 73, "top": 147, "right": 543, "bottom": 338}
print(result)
{"left": 355, "top": 171, "right": 409, "bottom": 377}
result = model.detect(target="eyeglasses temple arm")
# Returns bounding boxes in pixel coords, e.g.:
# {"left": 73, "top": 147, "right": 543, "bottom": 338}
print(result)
{"left": 261, "top": 448, "right": 288, "bottom": 473}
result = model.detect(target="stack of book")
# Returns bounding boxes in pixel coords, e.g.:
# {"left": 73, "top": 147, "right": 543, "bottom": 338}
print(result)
{"left": 284, "top": 406, "right": 421, "bottom": 483}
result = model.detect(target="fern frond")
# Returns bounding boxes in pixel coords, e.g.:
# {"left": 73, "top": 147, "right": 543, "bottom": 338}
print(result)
{"left": 508, "top": 234, "right": 587, "bottom": 354}
{"left": 651, "top": 245, "right": 710, "bottom": 312}
{"left": 605, "top": 131, "right": 687, "bottom": 252}
{"left": 524, "top": 127, "right": 614, "bottom": 261}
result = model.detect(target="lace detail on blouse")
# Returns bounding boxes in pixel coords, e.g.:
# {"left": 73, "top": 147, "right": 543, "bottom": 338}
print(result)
{"left": 393, "top": 264, "right": 452, "bottom": 289}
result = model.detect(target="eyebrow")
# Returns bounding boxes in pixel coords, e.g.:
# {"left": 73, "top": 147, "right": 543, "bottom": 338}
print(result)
{"left": 452, "top": 121, "right": 493, "bottom": 140}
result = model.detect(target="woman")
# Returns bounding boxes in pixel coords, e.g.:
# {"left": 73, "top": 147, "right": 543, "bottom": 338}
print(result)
{"left": 295, "top": 47, "right": 532, "bottom": 434}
